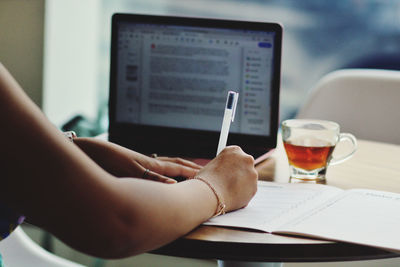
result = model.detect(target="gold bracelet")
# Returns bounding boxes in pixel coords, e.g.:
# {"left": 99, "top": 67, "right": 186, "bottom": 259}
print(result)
{"left": 191, "top": 176, "right": 226, "bottom": 217}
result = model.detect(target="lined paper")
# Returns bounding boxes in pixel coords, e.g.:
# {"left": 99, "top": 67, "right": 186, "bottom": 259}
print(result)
{"left": 205, "top": 181, "right": 342, "bottom": 232}
{"left": 279, "top": 189, "right": 400, "bottom": 252}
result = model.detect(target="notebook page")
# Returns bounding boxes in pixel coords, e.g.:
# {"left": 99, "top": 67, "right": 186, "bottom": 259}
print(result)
{"left": 278, "top": 189, "right": 400, "bottom": 252}
{"left": 204, "top": 181, "right": 342, "bottom": 232}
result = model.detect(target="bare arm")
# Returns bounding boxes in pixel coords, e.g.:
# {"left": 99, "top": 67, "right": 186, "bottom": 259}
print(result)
{"left": 0, "top": 63, "right": 257, "bottom": 258}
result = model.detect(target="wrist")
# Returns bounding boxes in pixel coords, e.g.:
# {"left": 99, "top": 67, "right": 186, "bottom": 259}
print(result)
{"left": 190, "top": 176, "right": 226, "bottom": 217}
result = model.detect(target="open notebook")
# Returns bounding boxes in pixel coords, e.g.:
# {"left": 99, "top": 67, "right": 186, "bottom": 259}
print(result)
{"left": 205, "top": 181, "right": 400, "bottom": 253}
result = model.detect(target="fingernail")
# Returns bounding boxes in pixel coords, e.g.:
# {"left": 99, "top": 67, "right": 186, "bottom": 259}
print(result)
{"left": 166, "top": 179, "right": 177, "bottom": 184}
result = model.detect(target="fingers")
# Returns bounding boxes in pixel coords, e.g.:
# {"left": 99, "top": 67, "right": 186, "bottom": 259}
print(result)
{"left": 147, "top": 156, "right": 201, "bottom": 179}
{"left": 156, "top": 156, "right": 202, "bottom": 169}
{"left": 142, "top": 169, "right": 177, "bottom": 184}
{"left": 198, "top": 145, "right": 258, "bottom": 212}
{"left": 219, "top": 146, "right": 255, "bottom": 164}
{"left": 159, "top": 162, "right": 199, "bottom": 179}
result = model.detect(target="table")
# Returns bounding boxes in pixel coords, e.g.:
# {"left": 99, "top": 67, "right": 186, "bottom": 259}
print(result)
{"left": 152, "top": 138, "right": 400, "bottom": 266}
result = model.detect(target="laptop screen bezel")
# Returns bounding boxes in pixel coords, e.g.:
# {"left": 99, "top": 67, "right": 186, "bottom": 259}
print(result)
{"left": 109, "top": 13, "right": 282, "bottom": 159}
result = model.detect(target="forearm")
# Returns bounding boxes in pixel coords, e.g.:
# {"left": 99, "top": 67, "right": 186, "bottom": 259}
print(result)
{"left": 104, "top": 178, "right": 216, "bottom": 257}
{"left": 42, "top": 177, "right": 217, "bottom": 258}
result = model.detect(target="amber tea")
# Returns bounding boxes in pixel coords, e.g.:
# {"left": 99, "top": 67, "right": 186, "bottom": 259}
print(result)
{"left": 282, "top": 119, "right": 357, "bottom": 182}
{"left": 283, "top": 141, "right": 335, "bottom": 171}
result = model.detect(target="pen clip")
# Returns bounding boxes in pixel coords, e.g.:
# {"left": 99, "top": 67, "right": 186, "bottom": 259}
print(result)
{"left": 230, "top": 91, "right": 239, "bottom": 122}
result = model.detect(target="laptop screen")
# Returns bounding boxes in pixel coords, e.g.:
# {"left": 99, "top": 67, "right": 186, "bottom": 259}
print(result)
{"left": 109, "top": 14, "right": 282, "bottom": 159}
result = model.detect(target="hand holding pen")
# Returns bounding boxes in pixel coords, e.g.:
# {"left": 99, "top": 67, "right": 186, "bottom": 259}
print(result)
{"left": 217, "top": 91, "right": 239, "bottom": 156}
{"left": 190, "top": 90, "right": 258, "bottom": 215}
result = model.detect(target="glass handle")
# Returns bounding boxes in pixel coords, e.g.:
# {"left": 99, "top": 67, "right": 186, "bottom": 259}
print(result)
{"left": 329, "top": 133, "right": 357, "bottom": 166}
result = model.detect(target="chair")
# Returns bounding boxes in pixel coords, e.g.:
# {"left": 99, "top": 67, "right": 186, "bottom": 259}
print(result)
{"left": 0, "top": 227, "right": 85, "bottom": 267}
{"left": 296, "top": 69, "right": 400, "bottom": 144}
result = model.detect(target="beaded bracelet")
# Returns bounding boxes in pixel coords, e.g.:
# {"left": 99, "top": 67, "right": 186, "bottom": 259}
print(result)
{"left": 191, "top": 176, "right": 226, "bottom": 217}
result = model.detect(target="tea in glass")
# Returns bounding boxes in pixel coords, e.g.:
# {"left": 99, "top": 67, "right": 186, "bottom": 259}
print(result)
{"left": 282, "top": 119, "right": 357, "bottom": 182}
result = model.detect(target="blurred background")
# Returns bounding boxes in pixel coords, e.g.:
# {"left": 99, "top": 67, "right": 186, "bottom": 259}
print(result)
{"left": 1, "top": 0, "right": 400, "bottom": 266}
{"left": 47, "top": 0, "right": 400, "bottom": 136}
{"left": 3, "top": 0, "right": 400, "bottom": 135}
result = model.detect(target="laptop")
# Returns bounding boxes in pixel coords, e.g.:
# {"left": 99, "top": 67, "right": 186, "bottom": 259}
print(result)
{"left": 109, "top": 13, "right": 282, "bottom": 160}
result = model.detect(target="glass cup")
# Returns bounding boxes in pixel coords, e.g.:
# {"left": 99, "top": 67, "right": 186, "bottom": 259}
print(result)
{"left": 282, "top": 119, "right": 357, "bottom": 182}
